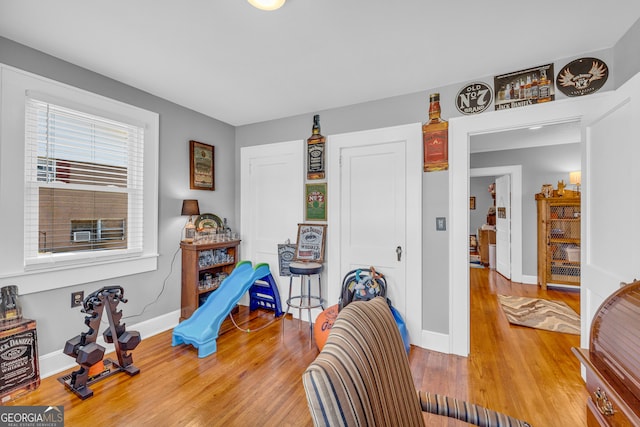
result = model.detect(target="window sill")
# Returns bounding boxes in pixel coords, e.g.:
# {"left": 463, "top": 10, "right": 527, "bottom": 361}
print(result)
{"left": 0, "top": 254, "right": 158, "bottom": 295}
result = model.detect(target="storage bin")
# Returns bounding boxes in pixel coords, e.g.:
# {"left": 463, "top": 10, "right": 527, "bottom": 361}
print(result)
{"left": 566, "top": 246, "right": 580, "bottom": 262}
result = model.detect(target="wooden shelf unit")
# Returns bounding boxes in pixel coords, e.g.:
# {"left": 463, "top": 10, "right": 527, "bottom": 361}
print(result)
{"left": 478, "top": 229, "right": 496, "bottom": 266}
{"left": 536, "top": 190, "right": 580, "bottom": 289}
{"left": 180, "top": 240, "right": 240, "bottom": 321}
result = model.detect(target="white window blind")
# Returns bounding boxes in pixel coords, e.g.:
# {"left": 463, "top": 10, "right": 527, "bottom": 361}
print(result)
{"left": 24, "top": 98, "right": 144, "bottom": 267}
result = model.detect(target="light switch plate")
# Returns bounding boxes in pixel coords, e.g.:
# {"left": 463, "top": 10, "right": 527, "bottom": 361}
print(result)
{"left": 436, "top": 217, "right": 446, "bottom": 231}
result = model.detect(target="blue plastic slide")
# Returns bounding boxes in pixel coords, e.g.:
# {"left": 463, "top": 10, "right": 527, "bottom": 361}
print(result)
{"left": 172, "top": 261, "right": 273, "bottom": 358}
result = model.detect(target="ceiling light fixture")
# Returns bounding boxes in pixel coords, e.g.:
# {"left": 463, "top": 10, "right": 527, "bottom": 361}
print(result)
{"left": 248, "top": 0, "right": 286, "bottom": 11}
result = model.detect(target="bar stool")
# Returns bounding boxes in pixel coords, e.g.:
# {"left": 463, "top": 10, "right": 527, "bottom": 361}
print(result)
{"left": 285, "top": 261, "right": 324, "bottom": 340}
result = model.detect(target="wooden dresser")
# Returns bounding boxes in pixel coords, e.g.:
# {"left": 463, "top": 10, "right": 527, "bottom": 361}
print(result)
{"left": 572, "top": 280, "right": 640, "bottom": 426}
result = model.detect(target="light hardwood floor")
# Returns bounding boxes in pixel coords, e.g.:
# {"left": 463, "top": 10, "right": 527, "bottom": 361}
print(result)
{"left": 8, "top": 267, "right": 587, "bottom": 426}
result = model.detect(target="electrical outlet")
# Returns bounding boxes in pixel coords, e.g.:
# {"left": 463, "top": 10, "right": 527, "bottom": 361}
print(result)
{"left": 71, "top": 291, "right": 84, "bottom": 308}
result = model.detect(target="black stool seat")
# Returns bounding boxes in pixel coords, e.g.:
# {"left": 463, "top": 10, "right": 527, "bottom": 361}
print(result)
{"left": 289, "top": 261, "right": 323, "bottom": 276}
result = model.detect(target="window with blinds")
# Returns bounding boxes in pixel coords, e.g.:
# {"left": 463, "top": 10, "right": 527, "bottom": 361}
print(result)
{"left": 24, "top": 98, "right": 144, "bottom": 265}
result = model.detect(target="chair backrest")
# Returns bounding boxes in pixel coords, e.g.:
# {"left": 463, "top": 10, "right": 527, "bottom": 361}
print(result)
{"left": 302, "top": 297, "right": 424, "bottom": 427}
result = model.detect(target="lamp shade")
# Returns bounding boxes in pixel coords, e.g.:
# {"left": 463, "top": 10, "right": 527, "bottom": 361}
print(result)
{"left": 248, "top": 0, "right": 285, "bottom": 11}
{"left": 181, "top": 199, "right": 200, "bottom": 216}
{"left": 569, "top": 171, "right": 581, "bottom": 185}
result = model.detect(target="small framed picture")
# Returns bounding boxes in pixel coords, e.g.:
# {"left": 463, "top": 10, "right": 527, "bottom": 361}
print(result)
{"left": 470, "top": 196, "right": 476, "bottom": 210}
{"left": 294, "top": 223, "right": 327, "bottom": 263}
{"left": 190, "top": 140, "right": 215, "bottom": 190}
{"left": 305, "top": 183, "right": 327, "bottom": 221}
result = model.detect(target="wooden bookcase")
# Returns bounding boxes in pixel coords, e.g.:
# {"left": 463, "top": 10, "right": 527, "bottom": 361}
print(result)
{"left": 536, "top": 190, "right": 580, "bottom": 289}
{"left": 180, "top": 240, "right": 240, "bottom": 321}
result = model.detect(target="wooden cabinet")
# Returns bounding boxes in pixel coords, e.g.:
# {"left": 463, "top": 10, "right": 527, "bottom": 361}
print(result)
{"left": 180, "top": 240, "right": 240, "bottom": 321}
{"left": 478, "top": 229, "right": 496, "bottom": 265}
{"left": 572, "top": 280, "right": 640, "bottom": 426}
{"left": 536, "top": 190, "right": 580, "bottom": 289}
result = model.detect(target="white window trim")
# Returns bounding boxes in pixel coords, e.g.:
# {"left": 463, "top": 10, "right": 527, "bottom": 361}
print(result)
{"left": 0, "top": 64, "right": 159, "bottom": 295}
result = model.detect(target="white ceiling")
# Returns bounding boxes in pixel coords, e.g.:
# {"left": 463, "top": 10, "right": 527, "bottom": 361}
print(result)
{"left": 1, "top": 1, "right": 639, "bottom": 126}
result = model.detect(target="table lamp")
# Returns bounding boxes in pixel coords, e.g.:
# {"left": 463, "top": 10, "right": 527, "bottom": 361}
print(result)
{"left": 181, "top": 199, "right": 200, "bottom": 243}
{"left": 569, "top": 171, "right": 581, "bottom": 193}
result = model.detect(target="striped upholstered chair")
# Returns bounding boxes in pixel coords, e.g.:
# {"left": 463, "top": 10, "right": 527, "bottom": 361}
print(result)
{"left": 302, "top": 297, "right": 531, "bottom": 427}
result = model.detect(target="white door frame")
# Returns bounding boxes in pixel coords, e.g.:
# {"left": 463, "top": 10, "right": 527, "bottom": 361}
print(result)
{"left": 471, "top": 166, "right": 522, "bottom": 282}
{"left": 327, "top": 123, "right": 423, "bottom": 345}
{"left": 450, "top": 94, "right": 608, "bottom": 356}
{"left": 581, "top": 73, "right": 640, "bottom": 348}
{"left": 494, "top": 174, "right": 511, "bottom": 278}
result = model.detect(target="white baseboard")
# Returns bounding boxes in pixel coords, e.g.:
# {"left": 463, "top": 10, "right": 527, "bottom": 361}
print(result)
{"left": 419, "top": 329, "right": 450, "bottom": 354}
{"left": 39, "top": 310, "right": 180, "bottom": 379}
{"left": 521, "top": 274, "right": 538, "bottom": 285}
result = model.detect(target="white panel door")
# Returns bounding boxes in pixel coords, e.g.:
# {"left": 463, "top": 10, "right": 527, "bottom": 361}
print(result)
{"left": 341, "top": 141, "right": 405, "bottom": 311}
{"left": 581, "top": 72, "right": 640, "bottom": 347}
{"left": 495, "top": 174, "right": 511, "bottom": 279}
{"left": 240, "top": 141, "right": 304, "bottom": 305}
{"left": 327, "top": 123, "right": 422, "bottom": 345}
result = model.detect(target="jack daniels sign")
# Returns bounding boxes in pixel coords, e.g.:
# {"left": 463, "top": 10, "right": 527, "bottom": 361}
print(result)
{"left": 494, "top": 64, "right": 555, "bottom": 110}
{"left": 455, "top": 82, "right": 493, "bottom": 115}
{"left": 556, "top": 57, "right": 608, "bottom": 97}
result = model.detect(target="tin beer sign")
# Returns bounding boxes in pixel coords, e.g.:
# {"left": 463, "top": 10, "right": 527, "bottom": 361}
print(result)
{"left": 556, "top": 57, "right": 608, "bottom": 97}
{"left": 455, "top": 82, "right": 493, "bottom": 115}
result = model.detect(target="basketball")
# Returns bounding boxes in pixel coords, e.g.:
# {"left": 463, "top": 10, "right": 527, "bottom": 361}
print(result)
{"left": 314, "top": 304, "right": 339, "bottom": 351}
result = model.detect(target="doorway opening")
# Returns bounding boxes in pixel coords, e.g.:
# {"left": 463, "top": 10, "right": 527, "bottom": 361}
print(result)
{"left": 470, "top": 165, "right": 523, "bottom": 283}
{"left": 449, "top": 97, "right": 597, "bottom": 356}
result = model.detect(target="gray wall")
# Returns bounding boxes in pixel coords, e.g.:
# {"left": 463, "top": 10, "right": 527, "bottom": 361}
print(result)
{"left": 471, "top": 144, "right": 581, "bottom": 277}
{"left": 0, "top": 37, "right": 236, "bottom": 354}
{"left": 615, "top": 17, "right": 640, "bottom": 88}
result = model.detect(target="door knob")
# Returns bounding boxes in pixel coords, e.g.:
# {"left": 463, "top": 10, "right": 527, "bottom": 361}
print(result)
{"left": 396, "top": 246, "right": 402, "bottom": 261}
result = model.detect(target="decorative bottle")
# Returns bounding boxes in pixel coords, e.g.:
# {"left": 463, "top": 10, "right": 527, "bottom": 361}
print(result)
{"left": 538, "top": 69, "right": 552, "bottom": 102}
{"left": 307, "top": 115, "right": 325, "bottom": 180}
{"left": 0, "top": 286, "right": 22, "bottom": 322}
{"left": 531, "top": 73, "right": 539, "bottom": 100}
{"left": 422, "top": 93, "right": 449, "bottom": 172}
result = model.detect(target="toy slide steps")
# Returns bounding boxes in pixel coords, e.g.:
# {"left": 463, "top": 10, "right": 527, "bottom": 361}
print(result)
{"left": 172, "top": 261, "right": 273, "bottom": 358}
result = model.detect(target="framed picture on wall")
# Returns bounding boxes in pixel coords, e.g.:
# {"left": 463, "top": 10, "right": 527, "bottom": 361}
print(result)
{"left": 470, "top": 196, "right": 476, "bottom": 210}
{"left": 294, "top": 223, "right": 327, "bottom": 263}
{"left": 305, "top": 183, "right": 327, "bottom": 221}
{"left": 189, "top": 140, "right": 215, "bottom": 190}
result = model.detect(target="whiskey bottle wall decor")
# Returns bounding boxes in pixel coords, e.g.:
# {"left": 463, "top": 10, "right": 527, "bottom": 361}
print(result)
{"left": 422, "top": 93, "right": 449, "bottom": 172}
{"left": 307, "top": 114, "right": 325, "bottom": 180}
